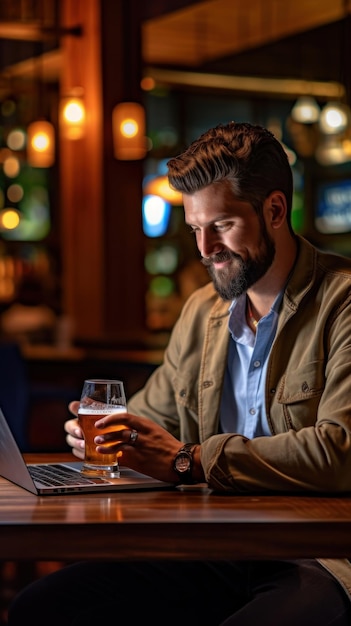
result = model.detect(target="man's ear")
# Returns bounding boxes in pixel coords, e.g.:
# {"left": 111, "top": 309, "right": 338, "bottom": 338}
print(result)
{"left": 264, "top": 191, "right": 287, "bottom": 229}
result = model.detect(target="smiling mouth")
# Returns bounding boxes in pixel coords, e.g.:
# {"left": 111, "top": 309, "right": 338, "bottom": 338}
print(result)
{"left": 213, "top": 259, "right": 230, "bottom": 268}
{"left": 202, "top": 252, "right": 237, "bottom": 267}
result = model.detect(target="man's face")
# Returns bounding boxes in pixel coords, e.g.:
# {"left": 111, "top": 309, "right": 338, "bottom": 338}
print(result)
{"left": 183, "top": 182, "right": 276, "bottom": 300}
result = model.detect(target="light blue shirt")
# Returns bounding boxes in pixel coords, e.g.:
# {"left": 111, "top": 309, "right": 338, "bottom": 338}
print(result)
{"left": 219, "top": 291, "right": 283, "bottom": 438}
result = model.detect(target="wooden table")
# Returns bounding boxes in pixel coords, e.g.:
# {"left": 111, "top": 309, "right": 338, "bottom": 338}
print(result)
{"left": 1, "top": 454, "right": 351, "bottom": 562}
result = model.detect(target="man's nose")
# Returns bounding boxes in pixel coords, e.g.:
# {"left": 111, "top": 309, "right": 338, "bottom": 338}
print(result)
{"left": 199, "top": 230, "right": 221, "bottom": 258}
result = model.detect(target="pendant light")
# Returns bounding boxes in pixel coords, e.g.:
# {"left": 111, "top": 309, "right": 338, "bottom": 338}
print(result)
{"left": 27, "top": 119, "right": 55, "bottom": 167}
{"left": 27, "top": 34, "right": 55, "bottom": 168}
{"left": 319, "top": 101, "right": 351, "bottom": 134}
{"left": 291, "top": 96, "right": 320, "bottom": 124}
{"left": 112, "top": 102, "right": 146, "bottom": 160}
{"left": 60, "top": 87, "right": 86, "bottom": 140}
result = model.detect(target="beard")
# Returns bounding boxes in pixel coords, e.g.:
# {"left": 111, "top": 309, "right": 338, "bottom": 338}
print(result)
{"left": 201, "top": 228, "right": 276, "bottom": 301}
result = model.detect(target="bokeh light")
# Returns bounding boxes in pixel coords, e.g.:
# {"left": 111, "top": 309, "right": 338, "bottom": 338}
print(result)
{"left": 7, "top": 183, "right": 24, "bottom": 203}
{"left": 3, "top": 156, "right": 20, "bottom": 177}
{"left": 0, "top": 208, "right": 21, "bottom": 230}
{"left": 142, "top": 195, "right": 171, "bottom": 237}
{"left": 7, "top": 129, "right": 26, "bottom": 151}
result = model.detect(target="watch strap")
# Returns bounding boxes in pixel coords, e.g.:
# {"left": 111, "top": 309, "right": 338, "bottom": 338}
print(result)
{"left": 181, "top": 443, "right": 196, "bottom": 455}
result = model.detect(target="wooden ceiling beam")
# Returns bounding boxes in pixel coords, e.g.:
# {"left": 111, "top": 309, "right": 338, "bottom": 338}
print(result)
{"left": 142, "top": 0, "right": 350, "bottom": 67}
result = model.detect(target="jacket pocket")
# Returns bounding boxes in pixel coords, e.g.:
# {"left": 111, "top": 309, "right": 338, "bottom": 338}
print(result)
{"left": 277, "top": 360, "right": 325, "bottom": 403}
{"left": 276, "top": 360, "right": 325, "bottom": 429}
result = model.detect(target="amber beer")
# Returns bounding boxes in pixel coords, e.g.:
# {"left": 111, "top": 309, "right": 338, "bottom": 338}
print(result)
{"left": 78, "top": 406, "right": 127, "bottom": 476}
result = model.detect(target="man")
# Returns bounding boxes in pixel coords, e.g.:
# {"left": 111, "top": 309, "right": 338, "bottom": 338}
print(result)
{"left": 8, "top": 122, "right": 351, "bottom": 625}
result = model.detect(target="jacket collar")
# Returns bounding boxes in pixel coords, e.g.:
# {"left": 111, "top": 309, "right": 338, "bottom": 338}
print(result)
{"left": 206, "top": 235, "right": 316, "bottom": 322}
{"left": 284, "top": 235, "right": 316, "bottom": 312}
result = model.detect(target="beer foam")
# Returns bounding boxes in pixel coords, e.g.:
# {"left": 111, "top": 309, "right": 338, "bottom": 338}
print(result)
{"left": 78, "top": 405, "right": 126, "bottom": 415}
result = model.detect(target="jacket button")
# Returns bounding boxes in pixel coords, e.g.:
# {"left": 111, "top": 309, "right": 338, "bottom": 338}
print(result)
{"left": 302, "top": 382, "right": 309, "bottom": 392}
{"left": 179, "top": 389, "right": 186, "bottom": 397}
{"left": 270, "top": 388, "right": 276, "bottom": 394}
{"left": 202, "top": 380, "right": 213, "bottom": 388}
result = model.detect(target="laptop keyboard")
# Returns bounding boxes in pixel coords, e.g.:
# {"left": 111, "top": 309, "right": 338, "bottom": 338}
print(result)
{"left": 28, "top": 464, "right": 108, "bottom": 486}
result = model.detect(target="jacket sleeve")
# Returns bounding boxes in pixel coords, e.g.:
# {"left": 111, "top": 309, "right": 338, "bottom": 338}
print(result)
{"left": 127, "top": 283, "right": 215, "bottom": 437}
{"left": 127, "top": 331, "right": 181, "bottom": 436}
{"left": 127, "top": 282, "right": 223, "bottom": 443}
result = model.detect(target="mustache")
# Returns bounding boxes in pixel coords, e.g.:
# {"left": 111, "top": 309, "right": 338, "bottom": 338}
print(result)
{"left": 201, "top": 251, "right": 241, "bottom": 267}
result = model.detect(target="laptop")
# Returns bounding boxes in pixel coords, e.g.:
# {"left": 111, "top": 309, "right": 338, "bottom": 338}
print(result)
{"left": 0, "top": 407, "right": 173, "bottom": 495}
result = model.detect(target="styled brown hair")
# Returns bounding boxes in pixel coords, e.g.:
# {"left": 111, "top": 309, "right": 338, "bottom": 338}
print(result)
{"left": 167, "top": 121, "right": 294, "bottom": 229}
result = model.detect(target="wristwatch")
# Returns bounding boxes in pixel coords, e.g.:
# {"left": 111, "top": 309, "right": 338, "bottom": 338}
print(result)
{"left": 173, "top": 443, "right": 196, "bottom": 484}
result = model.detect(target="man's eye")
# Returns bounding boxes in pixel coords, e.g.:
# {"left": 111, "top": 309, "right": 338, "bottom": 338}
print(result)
{"left": 214, "top": 223, "right": 230, "bottom": 231}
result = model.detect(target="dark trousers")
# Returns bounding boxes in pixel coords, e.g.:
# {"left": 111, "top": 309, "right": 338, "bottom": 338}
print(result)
{"left": 7, "top": 559, "right": 351, "bottom": 626}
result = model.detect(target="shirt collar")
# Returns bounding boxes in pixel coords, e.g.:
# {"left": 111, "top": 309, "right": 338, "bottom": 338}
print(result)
{"left": 228, "top": 290, "right": 284, "bottom": 340}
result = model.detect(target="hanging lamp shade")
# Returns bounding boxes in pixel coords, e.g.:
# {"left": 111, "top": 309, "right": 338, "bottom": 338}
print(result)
{"left": 291, "top": 96, "right": 320, "bottom": 124}
{"left": 319, "top": 102, "right": 351, "bottom": 134}
{"left": 60, "top": 90, "right": 86, "bottom": 140}
{"left": 27, "top": 120, "right": 55, "bottom": 167}
{"left": 112, "top": 102, "right": 146, "bottom": 160}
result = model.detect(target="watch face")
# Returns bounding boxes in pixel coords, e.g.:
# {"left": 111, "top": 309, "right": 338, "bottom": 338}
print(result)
{"left": 175, "top": 452, "right": 191, "bottom": 473}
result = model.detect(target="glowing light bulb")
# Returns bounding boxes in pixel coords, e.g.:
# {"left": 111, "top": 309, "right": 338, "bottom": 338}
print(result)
{"left": 112, "top": 102, "right": 146, "bottom": 160}
{"left": 120, "top": 119, "right": 138, "bottom": 138}
{"left": 27, "top": 120, "right": 55, "bottom": 167}
{"left": 63, "top": 100, "right": 85, "bottom": 124}
{"left": 60, "top": 92, "right": 86, "bottom": 139}
{"left": 32, "top": 132, "right": 50, "bottom": 152}
{"left": 319, "top": 103, "right": 350, "bottom": 134}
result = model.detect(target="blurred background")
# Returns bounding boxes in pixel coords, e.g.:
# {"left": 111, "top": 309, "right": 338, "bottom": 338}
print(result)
{"left": 1, "top": 1, "right": 351, "bottom": 615}
{"left": 0, "top": 0, "right": 351, "bottom": 452}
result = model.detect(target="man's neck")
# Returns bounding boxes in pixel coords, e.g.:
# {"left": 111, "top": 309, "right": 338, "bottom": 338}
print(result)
{"left": 247, "top": 234, "right": 298, "bottom": 320}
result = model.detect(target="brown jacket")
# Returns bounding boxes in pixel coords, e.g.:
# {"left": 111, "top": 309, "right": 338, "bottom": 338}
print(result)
{"left": 129, "top": 235, "right": 351, "bottom": 598}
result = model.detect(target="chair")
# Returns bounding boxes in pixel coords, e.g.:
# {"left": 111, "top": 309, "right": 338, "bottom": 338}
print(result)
{"left": 0, "top": 341, "right": 30, "bottom": 451}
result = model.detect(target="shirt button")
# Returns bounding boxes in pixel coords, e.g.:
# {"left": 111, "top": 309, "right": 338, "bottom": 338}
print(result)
{"left": 249, "top": 408, "right": 256, "bottom": 415}
{"left": 253, "top": 360, "right": 261, "bottom": 368}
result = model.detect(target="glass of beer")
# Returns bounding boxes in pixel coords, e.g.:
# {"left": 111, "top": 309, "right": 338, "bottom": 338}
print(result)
{"left": 78, "top": 379, "right": 127, "bottom": 478}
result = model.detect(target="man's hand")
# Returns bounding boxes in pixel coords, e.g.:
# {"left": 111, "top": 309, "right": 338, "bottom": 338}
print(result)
{"left": 93, "top": 411, "right": 184, "bottom": 483}
{"left": 65, "top": 400, "right": 205, "bottom": 483}
{"left": 64, "top": 401, "right": 85, "bottom": 460}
